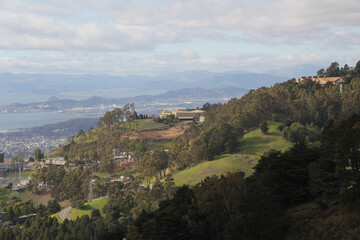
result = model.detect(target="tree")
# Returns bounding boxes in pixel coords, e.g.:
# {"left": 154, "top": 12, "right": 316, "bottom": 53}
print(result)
{"left": 35, "top": 148, "right": 44, "bottom": 161}
{"left": 260, "top": 121, "right": 269, "bottom": 134}
{"left": 100, "top": 159, "right": 115, "bottom": 174}
{"left": 76, "top": 129, "right": 85, "bottom": 138}
{"left": 46, "top": 200, "right": 61, "bottom": 215}
{"left": 355, "top": 60, "right": 360, "bottom": 75}
{"left": 317, "top": 68, "right": 325, "bottom": 77}
{"left": 322, "top": 114, "right": 360, "bottom": 200}
{"left": 325, "top": 62, "right": 340, "bottom": 77}
{"left": 12, "top": 153, "right": 25, "bottom": 162}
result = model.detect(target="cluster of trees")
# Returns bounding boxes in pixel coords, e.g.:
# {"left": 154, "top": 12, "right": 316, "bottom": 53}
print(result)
{"left": 0, "top": 199, "right": 60, "bottom": 223}
{"left": 201, "top": 61, "right": 360, "bottom": 136}
{"left": 0, "top": 176, "right": 177, "bottom": 240}
{"left": 194, "top": 124, "right": 243, "bottom": 160}
{"left": 128, "top": 172, "right": 244, "bottom": 240}
{"left": 317, "top": 61, "right": 360, "bottom": 79}
{"left": 0, "top": 215, "right": 123, "bottom": 240}
{"left": 97, "top": 103, "right": 136, "bottom": 128}
{"left": 281, "top": 122, "right": 322, "bottom": 143}
{"left": 153, "top": 114, "right": 179, "bottom": 124}
{"left": 56, "top": 135, "right": 146, "bottom": 170}
{"left": 27, "top": 166, "right": 91, "bottom": 202}
{"left": 126, "top": 114, "right": 360, "bottom": 239}
{"left": 138, "top": 149, "right": 171, "bottom": 184}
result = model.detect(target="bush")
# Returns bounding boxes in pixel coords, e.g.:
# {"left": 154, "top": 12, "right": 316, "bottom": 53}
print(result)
{"left": 284, "top": 119, "right": 293, "bottom": 127}
{"left": 272, "top": 113, "right": 280, "bottom": 121}
{"left": 282, "top": 122, "right": 321, "bottom": 143}
{"left": 260, "top": 121, "right": 269, "bottom": 134}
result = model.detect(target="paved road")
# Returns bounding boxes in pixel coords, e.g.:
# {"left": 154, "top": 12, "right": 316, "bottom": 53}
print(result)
{"left": 58, "top": 196, "right": 107, "bottom": 221}
{"left": 59, "top": 206, "right": 72, "bottom": 221}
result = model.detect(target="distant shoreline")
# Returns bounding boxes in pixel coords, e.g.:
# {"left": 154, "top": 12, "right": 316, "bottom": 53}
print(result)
{"left": 0, "top": 111, "right": 98, "bottom": 133}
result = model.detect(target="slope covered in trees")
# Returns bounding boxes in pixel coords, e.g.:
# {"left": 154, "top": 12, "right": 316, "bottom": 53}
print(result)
{"left": 127, "top": 113, "right": 360, "bottom": 239}
{"left": 3, "top": 61, "right": 359, "bottom": 239}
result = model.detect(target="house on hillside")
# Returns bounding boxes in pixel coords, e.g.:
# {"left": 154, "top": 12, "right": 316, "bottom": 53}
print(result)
{"left": 41, "top": 157, "right": 66, "bottom": 167}
{"left": 159, "top": 109, "right": 205, "bottom": 122}
{"left": 112, "top": 149, "right": 134, "bottom": 163}
{"left": 295, "top": 76, "right": 344, "bottom": 85}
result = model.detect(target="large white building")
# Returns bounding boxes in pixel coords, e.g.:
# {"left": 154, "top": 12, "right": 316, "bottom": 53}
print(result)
{"left": 159, "top": 109, "right": 205, "bottom": 121}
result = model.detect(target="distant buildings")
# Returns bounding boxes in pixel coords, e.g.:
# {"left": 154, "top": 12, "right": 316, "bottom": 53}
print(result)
{"left": 112, "top": 149, "right": 134, "bottom": 162}
{"left": 42, "top": 157, "right": 66, "bottom": 167}
{"left": 159, "top": 109, "right": 205, "bottom": 122}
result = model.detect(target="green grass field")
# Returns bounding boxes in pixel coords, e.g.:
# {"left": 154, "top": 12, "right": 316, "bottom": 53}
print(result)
{"left": 0, "top": 188, "right": 11, "bottom": 201}
{"left": 51, "top": 212, "right": 63, "bottom": 223}
{"left": 239, "top": 121, "right": 292, "bottom": 157}
{"left": 17, "top": 190, "right": 53, "bottom": 205}
{"left": 68, "top": 197, "right": 108, "bottom": 220}
{"left": 173, "top": 154, "right": 257, "bottom": 186}
{"left": 173, "top": 121, "right": 292, "bottom": 186}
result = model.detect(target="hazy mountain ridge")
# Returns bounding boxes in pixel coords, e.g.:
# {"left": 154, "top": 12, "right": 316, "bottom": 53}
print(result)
{"left": 0, "top": 67, "right": 303, "bottom": 98}
{"left": 266, "top": 64, "right": 324, "bottom": 78}
{"left": 0, "top": 87, "right": 249, "bottom": 114}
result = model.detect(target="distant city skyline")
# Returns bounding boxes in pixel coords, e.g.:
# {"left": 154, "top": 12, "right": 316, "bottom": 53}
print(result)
{"left": 0, "top": 0, "right": 359, "bottom": 75}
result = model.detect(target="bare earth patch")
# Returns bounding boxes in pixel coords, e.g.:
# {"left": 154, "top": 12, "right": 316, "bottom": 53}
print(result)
{"left": 122, "top": 123, "right": 190, "bottom": 141}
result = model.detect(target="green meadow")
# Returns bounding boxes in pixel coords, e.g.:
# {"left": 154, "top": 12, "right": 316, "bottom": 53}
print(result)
{"left": 173, "top": 121, "right": 292, "bottom": 186}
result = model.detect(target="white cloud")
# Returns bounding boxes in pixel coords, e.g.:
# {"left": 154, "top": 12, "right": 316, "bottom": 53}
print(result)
{"left": 0, "top": 0, "right": 358, "bottom": 74}
{"left": 0, "top": 0, "right": 358, "bottom": 52}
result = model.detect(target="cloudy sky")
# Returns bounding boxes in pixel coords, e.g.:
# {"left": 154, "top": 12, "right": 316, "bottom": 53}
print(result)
{"left": 0, "top": 0, "right": 359, "bottom": 75}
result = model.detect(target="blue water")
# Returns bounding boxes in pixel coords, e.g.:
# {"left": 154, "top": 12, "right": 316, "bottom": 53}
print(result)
{"left": 0, "top": 112, "right": 87, "bottom": 132}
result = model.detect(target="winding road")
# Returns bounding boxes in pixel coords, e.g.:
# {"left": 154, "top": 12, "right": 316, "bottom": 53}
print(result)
{"left": 58, "top": 197, "right": 107, "bottom": 221}
{"left": 59, "top": 206, "right": 72, "bottom": 221}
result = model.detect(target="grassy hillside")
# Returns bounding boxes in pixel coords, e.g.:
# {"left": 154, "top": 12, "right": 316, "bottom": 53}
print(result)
{"left": 173, "top": 121, "right": 292, "bottom": 186}
{"left": 0, "top": 188, "right": 11, "bottom": 201}
{"left": 240, "top": 121, "right": 291, "bottom": 156}
{"left": 68, "top": 197, "right": 108, "bottom": 220}
{"left": 17, "top": 190, "right": 53, "bottom": 205}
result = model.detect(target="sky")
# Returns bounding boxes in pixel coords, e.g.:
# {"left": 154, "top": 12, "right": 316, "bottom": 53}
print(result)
{"left": 0, "top": 0, "right": 359, "bottom": 75}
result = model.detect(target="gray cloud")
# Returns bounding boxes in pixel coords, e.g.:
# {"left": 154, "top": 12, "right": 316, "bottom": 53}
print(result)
{"left": 0, "top": 0, "right": 358, "bottom": 75}
{"left": 1, "top": 49, "right": 356, "bottom": 75}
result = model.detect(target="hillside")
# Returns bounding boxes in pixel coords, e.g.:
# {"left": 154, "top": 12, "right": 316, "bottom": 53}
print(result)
{"left": 48, "top": 118, "right": 190, "bottom": 163}
{"left": 173, "top": 121, "right": 292, "bottom": 185}
{"left": 3, "top": 62, "right": 358, "bottom": 240}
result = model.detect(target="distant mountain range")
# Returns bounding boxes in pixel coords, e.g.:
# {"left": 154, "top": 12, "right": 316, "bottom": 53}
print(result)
{"left": 266, "top": 64, "right": 323, "bottom": 78}
{"left": 0, "top": 64, "right": 324, "bottom": 114}
{"left": 0, "top": 64, "right": 322, "bottom": 100}
{"left": 0, "top": 87, "right": 249, "bottom": 115}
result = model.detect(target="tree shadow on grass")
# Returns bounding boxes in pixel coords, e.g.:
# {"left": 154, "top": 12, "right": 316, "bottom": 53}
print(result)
{"left": 81, "top": 204, "right": 92, "bottom": 211}
{"left": 240, "top": 136, "right": 273, "bottom": 154}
